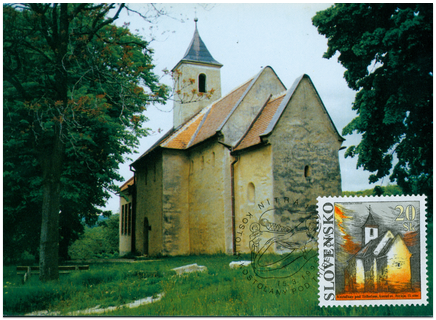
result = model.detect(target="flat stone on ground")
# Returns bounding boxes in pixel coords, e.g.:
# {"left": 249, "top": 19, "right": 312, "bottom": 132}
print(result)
{"left": 171, "top": 263, "right": 207, "bottom": 275}
{"left": 229, "top": 261, "right": 252, "bottom": 268}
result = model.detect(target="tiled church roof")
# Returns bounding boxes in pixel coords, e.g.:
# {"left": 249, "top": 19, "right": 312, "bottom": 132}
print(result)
{"left": 132, "top": 71, "right": 343, "bottom": 167}
{"left": 191, "top": 79, "right": 252, "bottom": 146}
{"left": 159, "top": 78, "right": 253, "bottom": 150}
{"left": 233, "top": 93, "right": 285, "bottom": 151}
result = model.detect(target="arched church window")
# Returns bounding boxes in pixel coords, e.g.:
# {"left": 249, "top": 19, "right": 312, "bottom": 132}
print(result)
{"left": 199, "top": 73, "right": 206, "bottom": 93}
{"left": 304, "top": 165, "right": 311, "bottom": 178}
{"left": 248, "top": 182, "right": 255, "bottom": 204}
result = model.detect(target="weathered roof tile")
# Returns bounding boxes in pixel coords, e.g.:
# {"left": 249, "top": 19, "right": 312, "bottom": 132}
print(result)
{"left": 161, "top": 106, "right": 209, "bottom": 149}
{"left": 233, "top": 93, "right": 286, "bottom": 151}
{"left": 190, "top": 80, "right": 253, "bottom": 146}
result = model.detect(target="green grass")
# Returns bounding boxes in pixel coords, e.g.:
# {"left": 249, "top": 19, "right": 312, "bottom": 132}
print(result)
{"left": 106, "top": 254, "right": 432, "bottom": 316}
{"left": 3, "top": 261, "right": 164, "bottom": 315}
{"left": 3, "top": 251, "right": 432, "bottom": 316}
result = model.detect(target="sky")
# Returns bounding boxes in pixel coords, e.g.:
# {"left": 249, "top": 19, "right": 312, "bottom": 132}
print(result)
{"left": 104, "top": 3, "right": 388, "bottom": 213}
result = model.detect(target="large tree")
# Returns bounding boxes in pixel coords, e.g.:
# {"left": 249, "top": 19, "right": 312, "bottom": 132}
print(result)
{"left": 313, "top": 4, "right": 432, "bottom": 202}
{"left": 3, "top": 4, "right": 169, "bottom": 280}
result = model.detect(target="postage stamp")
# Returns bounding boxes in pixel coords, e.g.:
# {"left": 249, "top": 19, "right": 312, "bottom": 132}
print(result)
{"left": 317, "top": 195, "right": 428, "bottom": 307}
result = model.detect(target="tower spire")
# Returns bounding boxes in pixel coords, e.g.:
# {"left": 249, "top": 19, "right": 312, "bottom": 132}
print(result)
{"left": 362, "top": 206, "right": 379, "bottom": 245}
{"left": 171, "top": 17, "right": 222, "bottom": 128}
{"left": 172, "top": 17, "right": 222, "bottom": 71}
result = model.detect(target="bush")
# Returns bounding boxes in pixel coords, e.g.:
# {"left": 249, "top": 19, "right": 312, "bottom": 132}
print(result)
{"left": 68, "top": 214, "right": 119, "bottom": 260}
{"left": 3, "top": 281, "right": 66, "bottom": 315}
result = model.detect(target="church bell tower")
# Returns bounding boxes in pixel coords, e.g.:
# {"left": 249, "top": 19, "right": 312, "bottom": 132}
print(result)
{"left": 171, "top": 18, "right": 222, "bottom": 128}
{"left": 362, "top": 206, "right": 379, "bottom": 245}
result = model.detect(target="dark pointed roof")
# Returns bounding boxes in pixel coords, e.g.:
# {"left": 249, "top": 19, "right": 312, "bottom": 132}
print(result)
{"left": 172, "top": 18, "right": 222, "bottom": 70}
{"left": 363, "top": 207, "right": 378, "bottom": 228}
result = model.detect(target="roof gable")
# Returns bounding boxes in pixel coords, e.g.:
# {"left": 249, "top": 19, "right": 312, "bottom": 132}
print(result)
{"left": 219, "top": 66, "right": 286, "bottom": 146}
{"left": 261, "top": 74, "right": 343, "bottom": 142}
{"left": 233, "top": 74, "right": 343, "bottom": 153}
{"left": 356, "top": 230, "right": 397, "bottom": 259}
{"left": 120, "top": 176, "right": 135, "bottom": 191}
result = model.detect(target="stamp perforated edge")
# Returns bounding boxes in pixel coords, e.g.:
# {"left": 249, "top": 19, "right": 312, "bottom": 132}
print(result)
{"left": 316, "top": 194, "right": 428, "bottom": 307}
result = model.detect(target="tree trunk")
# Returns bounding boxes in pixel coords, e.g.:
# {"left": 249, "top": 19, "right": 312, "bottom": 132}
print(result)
{"left": 39, "top": 4, "right": 69, "bottom": 282}
{"left": 39, "top": 130, "right": 64, "bottom": 282}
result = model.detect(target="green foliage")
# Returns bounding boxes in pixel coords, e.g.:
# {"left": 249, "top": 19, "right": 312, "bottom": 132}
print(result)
{"left": 3, "top": 4, "right": 169, "bottom": 268}
{"left": 68, "top": 214, "right": 119, "bottom": 260}
{"left": 313, "top": 4, "right": 432, "bottom": 207}
{"left": 342, "top": 185, "right": 403, "bottom": 197}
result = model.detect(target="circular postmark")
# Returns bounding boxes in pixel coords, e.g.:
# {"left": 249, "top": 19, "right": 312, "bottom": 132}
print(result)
{"left": 236, "top": 197, "right": 319, "bottom": 296}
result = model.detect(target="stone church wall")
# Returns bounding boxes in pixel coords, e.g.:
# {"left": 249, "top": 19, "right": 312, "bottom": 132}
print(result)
{"left": 161, "top": 149, "right": 190, "bottom": 255}
{"left": 134, "top": 150, "right": 164, "bottom": 256}
{"left": 119, "top": 190, "right": 132, "bottom": 257}
{"left": 269, "top": 76, "right": 342, "bottom": 252}
{"left": 188, "top": 140, "right": 232, "bottom": 254}
{"left": 233, "top": 145, "right": 273, "bottom": 253}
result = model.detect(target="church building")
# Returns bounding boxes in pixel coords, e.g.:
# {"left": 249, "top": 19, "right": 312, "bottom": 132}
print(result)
{"left": 119, "top": 19, "right": 344, "bottom": 257}
{"left": 344, "top": 207, "right": 413, "bottom": 293}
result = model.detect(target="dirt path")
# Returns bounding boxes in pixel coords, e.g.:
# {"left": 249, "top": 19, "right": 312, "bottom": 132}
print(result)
{"left": 25, "top": 293, "right": 164, "bottom": 316}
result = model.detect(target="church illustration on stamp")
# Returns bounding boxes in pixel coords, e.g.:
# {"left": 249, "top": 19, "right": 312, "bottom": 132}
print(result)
{"left": 317, "top": 195, "right": 428, "bottom": 308}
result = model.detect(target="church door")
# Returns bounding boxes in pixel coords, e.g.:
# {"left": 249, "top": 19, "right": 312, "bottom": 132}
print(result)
{"left": 143, "top": 217, "right": 151, "bottom": 255}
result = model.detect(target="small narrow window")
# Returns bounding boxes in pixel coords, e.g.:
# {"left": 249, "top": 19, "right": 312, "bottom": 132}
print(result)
{"left": 370, "top": 228, "right": 374, "bottom": 237}
{"left": 199, "top": 73, "right": 206, "bottom": 93}
{"left": 201, "top": 156, "right": 204, "bottom": 169}
{"left": 124, "top": 204, "right": 129, "bottom": 235}
{"left": 304, "top": 165, "right": 311, "bottom": 178}
{"left": 121, "top": 205, "right": 125, "bottom": 235}
{"left": 127, "top": 203, "right": 132, "bottom": 236}
{"left": 212, "top": 152, "right": 215, "bottom": 167}
{"left": 248, "top": 182, "right": 255, "bottom": 204}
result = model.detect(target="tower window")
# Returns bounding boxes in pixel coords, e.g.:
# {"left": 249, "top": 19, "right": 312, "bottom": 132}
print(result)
{"left": 199, "top": 73, "right": 206, "bottom": 93}
{"left": 370, "top": 228, "right": 374, "bottom": 236}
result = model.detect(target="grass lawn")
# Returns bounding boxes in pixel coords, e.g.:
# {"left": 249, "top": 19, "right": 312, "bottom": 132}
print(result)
{"left": 3, "top": 253, "right": 432, "bottom": 316}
